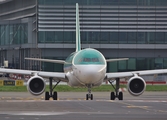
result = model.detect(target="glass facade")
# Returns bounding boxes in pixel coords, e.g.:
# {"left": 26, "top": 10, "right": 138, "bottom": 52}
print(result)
{"left": 38, "top": 31, "right": 167, "bottom": 44}
{"left": 38, "top": 31, "right": 75, "bottom": 43}
{"left": 38, "top": 0, "right": 167, "bottom": 6}
{"left": 37, "top": 0, "right": 167, "bottom": 72}
{"left": 38, "top": 0, "right": 167, "bottom": 44}
{"left": 0, "top": 23, "right": 28, "bottom": 45}
{"left": 108, "top": 58, "right": 167, "bottom": 72}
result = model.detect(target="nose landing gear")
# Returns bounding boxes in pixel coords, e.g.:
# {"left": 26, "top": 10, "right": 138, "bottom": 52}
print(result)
{"left": 86, "top": 84, "right": 93, "bottom": 100}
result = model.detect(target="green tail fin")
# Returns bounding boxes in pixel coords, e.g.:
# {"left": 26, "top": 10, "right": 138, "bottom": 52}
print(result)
{"left": 76, "top": 3, "right": 81, "bottom": 52}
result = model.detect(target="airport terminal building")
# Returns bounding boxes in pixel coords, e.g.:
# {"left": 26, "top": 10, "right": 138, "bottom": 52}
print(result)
{"left": 0, "top": 0, "right": 167, "bottom": 73}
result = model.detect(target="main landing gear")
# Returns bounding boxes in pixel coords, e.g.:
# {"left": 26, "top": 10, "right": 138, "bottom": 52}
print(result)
{"left": 45, "top": 77, "right": 60, "bottom": 100}
{"left": 86, "top": 84, "right": 93, "bottom": 100}
{"left": 108, "top": 78, "right": 123, "bottom": 100}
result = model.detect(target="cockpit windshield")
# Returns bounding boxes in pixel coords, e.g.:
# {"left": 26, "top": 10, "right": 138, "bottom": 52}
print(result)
{"left": 74, "top": 49, "right": 105, "bottom": 65}
{"left": 80, "top": 58, "right": 99, "bottom": 62}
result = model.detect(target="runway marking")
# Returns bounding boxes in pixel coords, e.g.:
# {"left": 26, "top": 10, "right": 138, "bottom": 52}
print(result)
{"left": 1, "top": 97, "right": 167, "bottom": 103}
{"left": 0, "top": 99, "right": 153, "bottom": 101}
{"left": 126, "top": 100, "right": 167, "bottom": 103}
{"left": 7, "top": 100, "right": 42, "bottom": 102}
{"left": 126, "top": 106, "right": 149, "bottom": 109}
{"left": 0, "top": 97, "right": 90, "bottom": 101}
{"left": 10, "top": 112, "right": 69, "bottom": 116}
{"left": 117, "top": 100, "right": 167, "bottom": 114}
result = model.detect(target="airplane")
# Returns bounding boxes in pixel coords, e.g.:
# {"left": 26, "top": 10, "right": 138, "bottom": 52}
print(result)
{"left": 0, "top": 3, "right": 167, "bottom": 101}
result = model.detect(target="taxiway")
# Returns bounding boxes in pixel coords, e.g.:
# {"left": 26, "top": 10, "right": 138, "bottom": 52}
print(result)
{"left": 0, "top": 92, "right": 166, "bottom": 120}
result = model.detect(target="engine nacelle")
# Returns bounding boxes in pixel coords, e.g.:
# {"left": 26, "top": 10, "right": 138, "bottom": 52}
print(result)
{"left": 127, "top": 75, "right": 146, "bottom": 96}
{"left": 27, "top": 75, "right": 46, "bottom": 96}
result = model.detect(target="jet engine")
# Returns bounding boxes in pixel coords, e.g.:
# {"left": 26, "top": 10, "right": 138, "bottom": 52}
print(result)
{"left": 127, "top": 75, "right": 146, "bottom": 96}
{"left": 27, "top": 75, "right": 46, "bottom": 96}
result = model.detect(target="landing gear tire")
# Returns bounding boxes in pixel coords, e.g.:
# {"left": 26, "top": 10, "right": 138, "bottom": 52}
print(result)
{"left": 90, "top": 94, "right": 93, "bottom": 100}
{"left": 118, "top": 92, "right": 123, "bottom": 100}
{"left": 45, "top": 77, "right": 60, "bottom": 101}
{"left": 45, "top": 91, "right": 50, "bottom": 100}
{"left": 109, "top": 78, "right": 124, "bottom": 100}
{"left": 86, "top": 94, "right": 89, "bottom": 100}
{"left": 86, "top": 94, "right": 93, "bottom": 100}
{"left": 53, "top": 91, "right": 57, "bottom": 100}
{"left": 110, "top": 92, "right": 115, "bottom": 100}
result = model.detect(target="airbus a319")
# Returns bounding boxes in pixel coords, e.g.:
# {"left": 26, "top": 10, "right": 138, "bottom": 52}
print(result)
{"left": 0, "top": 3, "right": 167, "bottom": 101}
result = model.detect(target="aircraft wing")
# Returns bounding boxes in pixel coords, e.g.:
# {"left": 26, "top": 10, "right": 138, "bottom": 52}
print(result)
{"left": 0, "top": 68, "right": 68, "bottom": 82}
{"left": 106, "top": 58, "right": 129, "bottom": 62}
{"left": 25, "top": 58, "right": 65, "bottom": 64}
{"left": 105, "top": 69, "right": 167, "bottom": 81}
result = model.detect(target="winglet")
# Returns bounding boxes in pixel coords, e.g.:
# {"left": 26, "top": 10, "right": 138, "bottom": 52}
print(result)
{"left": 76, "top": 3, "right": 81, "bottom": 52}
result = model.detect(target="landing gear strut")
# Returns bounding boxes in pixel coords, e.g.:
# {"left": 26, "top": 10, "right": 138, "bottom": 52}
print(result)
{"left": 45, "top": 77, "right": 60, "bottom": 100}
{"left": 108, "top": 78, "right": 123, "bottom": 100}
{"left": 86, "top": 84, "right": 93, "bottom": 100}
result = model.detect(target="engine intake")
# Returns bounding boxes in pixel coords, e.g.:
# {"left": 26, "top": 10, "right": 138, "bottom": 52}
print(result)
{"left": 27, "top": 75, "right": 46, "bottom": 96}
{"left": 127, "top": 75, "right": 146, "bottom": 96}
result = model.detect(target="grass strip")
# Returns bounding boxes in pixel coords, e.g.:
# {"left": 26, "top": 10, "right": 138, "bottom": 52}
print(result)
{"left": 0, "top": 85, "right": 167, "bottom": 92}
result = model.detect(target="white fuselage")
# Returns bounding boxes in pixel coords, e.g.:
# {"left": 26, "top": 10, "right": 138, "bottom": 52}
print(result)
{"left": 66, "top": 64, "right": 106, "bottom": 87}
{"left": 64, "top": 48, "right": 107, "bottom": 87}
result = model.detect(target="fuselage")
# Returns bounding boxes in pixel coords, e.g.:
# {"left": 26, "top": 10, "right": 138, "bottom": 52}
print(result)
{"left": 64, "top": 48, "right": 106, "bottom": 87}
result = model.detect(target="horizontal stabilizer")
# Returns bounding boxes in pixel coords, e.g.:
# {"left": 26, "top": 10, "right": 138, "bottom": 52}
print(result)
{"left": 106, "top": 58, "right": 129, "bottom": 62}
{"left": 25, "top": 58, "right": 65, "bottom": 64}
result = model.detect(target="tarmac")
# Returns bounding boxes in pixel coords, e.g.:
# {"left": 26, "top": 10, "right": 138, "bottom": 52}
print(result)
{"left": 0, "top": 91, "right": 167, "bottom": 120}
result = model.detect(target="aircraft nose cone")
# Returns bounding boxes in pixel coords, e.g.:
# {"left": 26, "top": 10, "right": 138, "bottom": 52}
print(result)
{"left": 75, "top": 65, "right": 106, "bottom": 85}
{"left": 81, "top": 67, "right": 100, "bottom": 83}
{"left": 85, "top": 71, "right": 96, "bottom": 79}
